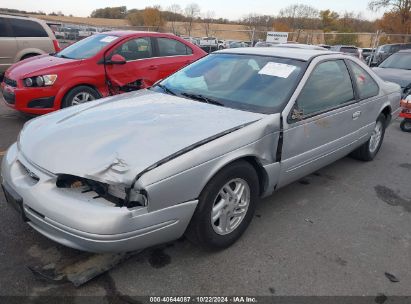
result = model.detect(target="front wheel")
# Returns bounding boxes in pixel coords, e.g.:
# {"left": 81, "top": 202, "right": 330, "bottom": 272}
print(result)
{"left": 351, "top": 114, "right": 386, "bottom": 161}
{"left": 400, "top": 119, "right": 411, "bottom": 132}
{"left": 62, "top": 86, "right": 100, "bottom": 108}
{"left": 185, "top": 161, "right": 259, "bottom": 250}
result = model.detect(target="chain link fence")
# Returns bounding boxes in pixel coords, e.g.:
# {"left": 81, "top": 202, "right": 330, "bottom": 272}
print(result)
{"left": 53, "top": 21, "right": 411, "bottom": 66}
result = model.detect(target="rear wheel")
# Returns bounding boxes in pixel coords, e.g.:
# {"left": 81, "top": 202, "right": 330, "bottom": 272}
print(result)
{"left": 185, "top": 161, "right": 259, "bottom": 250}
{"left": 400, "top": 119, "right": 411, "bottom": 132}
{"left": 351, "top": 114, "right": 386, "bottom": 161}
{"left": 62, "top": 86, "right": 100, "bottom": 108}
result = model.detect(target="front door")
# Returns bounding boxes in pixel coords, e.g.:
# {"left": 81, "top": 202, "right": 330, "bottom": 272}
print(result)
{"left": 106, "top": 37, "right": 158, "bottom": 91}
{"left": 279, "top": 59, "right": 362, "bottom": 187}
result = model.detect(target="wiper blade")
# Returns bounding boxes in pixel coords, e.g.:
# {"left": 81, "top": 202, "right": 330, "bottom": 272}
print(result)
{"left": 156, "top": 83, "right": 176, "bottom": 96}
{"left": 180, "top": 92, "right": 224, "bottom": 107}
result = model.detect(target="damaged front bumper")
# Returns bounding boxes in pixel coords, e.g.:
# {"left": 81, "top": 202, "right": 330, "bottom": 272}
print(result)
{"left": 1, "top": 143, "right": 198, "bottom": 253}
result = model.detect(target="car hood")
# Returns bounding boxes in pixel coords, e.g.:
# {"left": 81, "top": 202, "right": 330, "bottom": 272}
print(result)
{"left": 6, "top": 54, "right": 82, "bottom": 79}
{"left": 372, "top": 67, "right": 411, "bottom": 88}
{"left": 19, "top": 90, "right": 265, "bottom": 185}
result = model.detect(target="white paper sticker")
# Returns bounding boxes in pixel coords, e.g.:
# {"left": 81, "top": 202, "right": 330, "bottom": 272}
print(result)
{"left": 258, "top": 62, "right": 296, "bottom": 78}
{"left": 100, "top": 36, "right": 118, "bottom": 43}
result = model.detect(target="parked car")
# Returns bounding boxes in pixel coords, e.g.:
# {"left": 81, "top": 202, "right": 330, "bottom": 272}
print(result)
{"left": 0, "top": 14, "right": 60, "bottom": 76}
{"left": 361, "top": 48, "right": 375, "bottom": 61}
{"left": 79, "top": 27, "right": 98, "bottom": 38}
{"left": 181, "top": 36, "right": 200, "bottom": 46}
{"left": 1, "top": 31, "right": 206, "bottom": 115}
{"left": 217, "top": 40, "right": 225, "bottom": 50}
{"left": 199, "top": 37, "right": 218, "bottom": 52}
{"left": 227, "top": 41, "right": 249, "bottom": 48}
{"left": 330, "top": 45, "right": 363, "bottom": 60}
{"left": 254, "top": 41, "right": 277, "bottom": 47}
{"left": 318, "top": 44, "right": 331, "bottom": 50}
{"left": 220, "top": 40, "right": 239, "bottom": 49}
{"left": 63, "top": 27, "right": 80, "bottom": 40}
{"left": 373, "top": 49, "right": 411, "bottom": 97}
{"left": 1, "top": 48, "right": 400, "bottom": 253}
{"left": 272, "top": 43, "right": 328, "bottom": 51}
{"left": 372, "top": 43, "right": 411, "bottom": 66}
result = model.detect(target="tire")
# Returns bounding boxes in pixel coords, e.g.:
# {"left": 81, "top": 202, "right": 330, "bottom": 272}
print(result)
{"left": 62, "top": 86, "right": 100, "bottom": 108}
{"left": 400, "top": 119, "right": 411, "bottom": 132}
{"left": 185, "top": 160, "right": 259, "bottom": 250}
{"left": 351, "top": 113, "right": 386, "bottom": 161}
{"left": 21, "top": 53, "right": 39, "bottom": 61}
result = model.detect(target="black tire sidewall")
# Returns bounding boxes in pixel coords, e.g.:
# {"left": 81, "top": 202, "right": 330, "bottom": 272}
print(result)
{"left": 189, "top": 161, "right": 259, "bottom": 250}
{"left": 367, "top": 114, "right": 386, "bottom": 159}
{"left": 62, "top": 86, "right": 100, "bottom": 108}
{"left": 400, "top": 119, "right": 411, "bottom": 132}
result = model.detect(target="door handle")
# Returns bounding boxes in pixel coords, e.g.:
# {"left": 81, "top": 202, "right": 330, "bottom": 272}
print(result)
{"left": 352, "top": 111, "right": 361, "bottom": 120}
{"left": 148, "top": 65, "right": 158, "bottom": 70}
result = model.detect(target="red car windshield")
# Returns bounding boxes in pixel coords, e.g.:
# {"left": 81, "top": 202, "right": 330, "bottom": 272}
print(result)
{"left": 56, "top": 34, "right": 119, "bottom": 60}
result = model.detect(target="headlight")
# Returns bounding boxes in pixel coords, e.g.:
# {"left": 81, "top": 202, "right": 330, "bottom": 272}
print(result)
{"left": 24, "top": 78, "right": 33, "bottom": 87}
{"left": 56, "top": 174, "right": 147, "bottom": 208}
{"left": 24, "top": 74, "right": 58, "bottom": 87}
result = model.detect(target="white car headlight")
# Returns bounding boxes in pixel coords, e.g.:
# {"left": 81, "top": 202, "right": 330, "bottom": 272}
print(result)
{"left": 24, "top": 75, "right": 58, "bottom": 87}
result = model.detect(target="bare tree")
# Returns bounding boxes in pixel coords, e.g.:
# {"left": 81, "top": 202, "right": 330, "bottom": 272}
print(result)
{"left": 202, "top": 10, "right": 215, "bottom": 37}
{"left": 184, "top": 3, "right": 201, "bottom": 36}
{"left": 278, "top": 4, "right": 318, "bottom": 41}
{"left": 241, "top": 13, "right": 275, "bottom": 41}
{"left": 369, "top": 0, "right": 411, "bottom": 33}
{"left": 167, "top": 4, "right": 182, "bottom": 34}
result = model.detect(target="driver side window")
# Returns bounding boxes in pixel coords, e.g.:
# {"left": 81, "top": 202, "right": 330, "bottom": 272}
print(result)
{"left": 297, "top": 60, "right": 355, "bottom": 116}
{"left": 115, "top": 37, "right": 153, "bottom": 61}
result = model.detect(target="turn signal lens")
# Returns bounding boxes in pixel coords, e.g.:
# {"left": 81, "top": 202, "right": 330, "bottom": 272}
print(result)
{"left": 42, "top": 74, "right": 58, "bottom": 86}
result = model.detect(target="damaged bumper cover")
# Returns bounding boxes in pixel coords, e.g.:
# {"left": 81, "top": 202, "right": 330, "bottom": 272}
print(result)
{"left": 1, "top": 144, "right": 197, "bottom": 253}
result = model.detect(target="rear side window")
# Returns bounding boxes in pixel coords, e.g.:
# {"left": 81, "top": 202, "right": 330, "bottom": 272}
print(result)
{"left": 0, "top": 17, "right": 11, "bottom": 37}
{"left": 297, "top": 60, "right": 354, "bottom": 115}
{"left": 9, "top": 18, "right": 48, "bottom": 37}
{"left": 157, "top": 38, "right": 193, "bottom": 56}
{"left": 347, "top": 61, "right": 379, "bottom": 99}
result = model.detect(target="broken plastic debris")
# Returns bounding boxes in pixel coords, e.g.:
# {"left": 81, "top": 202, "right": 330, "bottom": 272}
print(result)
{"left": 28, "top": 251, "right": 140, "bottom": 287}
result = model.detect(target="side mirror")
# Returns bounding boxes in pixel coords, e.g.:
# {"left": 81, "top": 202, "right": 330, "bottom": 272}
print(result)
{"left": 109, "top": 54, "right": 126, "bottom": 65}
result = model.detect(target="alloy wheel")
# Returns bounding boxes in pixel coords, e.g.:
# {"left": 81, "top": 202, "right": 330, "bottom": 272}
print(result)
{"left": 211, "top": 178, "right": 250, "bottom": 235}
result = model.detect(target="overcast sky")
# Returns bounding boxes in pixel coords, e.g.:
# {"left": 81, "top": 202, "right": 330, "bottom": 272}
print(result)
{"left": 1, "top": 0, "right": 383, "bottom": 20}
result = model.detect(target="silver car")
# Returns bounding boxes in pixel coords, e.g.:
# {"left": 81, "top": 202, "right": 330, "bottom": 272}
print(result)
{"left": 1, "top": 48, "right": 401, "bottom": 253}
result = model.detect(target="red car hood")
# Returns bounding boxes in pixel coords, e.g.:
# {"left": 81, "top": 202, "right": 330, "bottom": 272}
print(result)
{"left": 6, "top": 54, "right": 82, "bottom": 80}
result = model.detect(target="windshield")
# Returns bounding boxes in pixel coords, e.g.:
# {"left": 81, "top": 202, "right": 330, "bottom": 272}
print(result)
{"left": 379, "top": 53, "right": 411, "bottom": 70}
{"left": 56, "top": 34, "right": 119, "bottom": 59}
{"left": 154, "top": 53, "right": 306, "bottom": 114}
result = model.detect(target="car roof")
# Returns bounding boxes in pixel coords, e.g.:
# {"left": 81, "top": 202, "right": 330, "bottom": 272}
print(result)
{"left": 215, "top": 47, "right": 336, "bottom": 61}
{"left": 273, "top": 43, "right": 328, "bottom": 51}
{"left": 98, "top": 30, "right": 177, "bottom": 38}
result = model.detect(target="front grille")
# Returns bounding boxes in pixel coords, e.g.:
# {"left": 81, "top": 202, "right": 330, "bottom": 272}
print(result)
{"left": 3, "top": 77, "right": 17, "bottom": 88}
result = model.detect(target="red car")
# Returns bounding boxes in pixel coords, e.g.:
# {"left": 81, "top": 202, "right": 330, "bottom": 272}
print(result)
{"left": 1, "top": 31, "right": 206, "bottom": 115}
